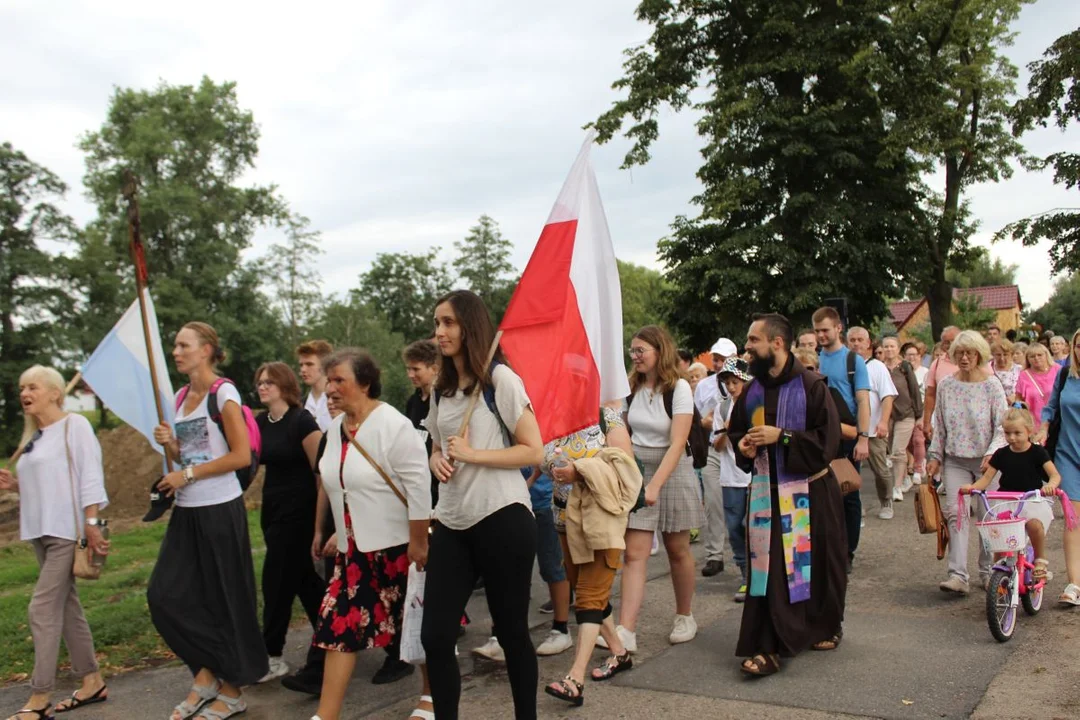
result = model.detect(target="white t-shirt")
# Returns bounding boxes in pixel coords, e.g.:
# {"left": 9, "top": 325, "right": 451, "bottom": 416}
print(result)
{"left": 865, "top": 359, "right": 899, "bottom": 437}
{"left": 694, "top": 374, "right": 731, "bottom": 442}
{"left": 913, "top": 365, "right": 929, "bottom": 403}
{"left": 628, "top": 378, "right": 694, "bottom": 448}
{"left": 426, "top": 364, "right": 533, "bottom": 531}
{"left": 173, "top": 382, "right": 244, "bottom": 507}
{"left": 305, "top": 391, "right": 331, "bottom": 432}
{"left": 17, "top": 414, "right": 109, "bottom": 541}
{"left": 718, "top": 402, "right": 751, "bottom": 488}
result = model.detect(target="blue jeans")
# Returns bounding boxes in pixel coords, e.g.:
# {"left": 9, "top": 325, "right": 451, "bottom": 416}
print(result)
{"left": 534, "top": 506, "right": 566, "bottom": 584}
{"left": 722, "top": 486, "right": 748, "bottom": 578}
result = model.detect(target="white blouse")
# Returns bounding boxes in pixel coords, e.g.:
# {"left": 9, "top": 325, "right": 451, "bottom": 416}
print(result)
{"left": 17, "top": 414, "right": 109, "bottom": 542}
{"left": 319, "top": 405, "right": 432, "bottom": 553}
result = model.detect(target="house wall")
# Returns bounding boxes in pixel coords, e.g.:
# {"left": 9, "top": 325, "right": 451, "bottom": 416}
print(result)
{"left": 897, "top": 302, "right": 1022, "bottom": 343}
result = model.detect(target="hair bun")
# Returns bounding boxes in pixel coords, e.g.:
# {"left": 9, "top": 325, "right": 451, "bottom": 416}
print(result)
{"left": 214, "top": 346, "right": 227, "bottom": 364}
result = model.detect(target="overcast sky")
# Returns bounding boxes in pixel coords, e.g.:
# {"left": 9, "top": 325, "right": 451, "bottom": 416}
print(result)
{"left": 3, "top": 0, "right": 1078, "bottom": 314}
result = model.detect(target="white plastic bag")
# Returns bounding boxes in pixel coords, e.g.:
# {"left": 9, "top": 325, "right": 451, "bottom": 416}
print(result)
{"left": 400, "top": 563, "right": 426, "bottom": 665}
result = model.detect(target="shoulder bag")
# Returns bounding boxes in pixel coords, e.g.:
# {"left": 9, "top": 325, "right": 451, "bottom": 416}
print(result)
{"left": 64, "top": 418, "right": 103, "bottom": 580}
{"left": 346, "top": 431, "right": 408, "bottom": 507}
{"left": 829, "top": 457, "right": 862, "bottom": 495}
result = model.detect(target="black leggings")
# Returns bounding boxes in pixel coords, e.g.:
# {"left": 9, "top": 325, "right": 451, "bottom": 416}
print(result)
{"left": 421, "top": 503, "right": 537, "bottom": 720}
{"left": 260, "top": 498, "right": 325, "bottom": 657}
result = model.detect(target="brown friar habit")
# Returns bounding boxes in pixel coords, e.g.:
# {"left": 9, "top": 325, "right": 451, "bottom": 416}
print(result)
{"left": 727, "top": 354, "right": 848, "bottom": 658}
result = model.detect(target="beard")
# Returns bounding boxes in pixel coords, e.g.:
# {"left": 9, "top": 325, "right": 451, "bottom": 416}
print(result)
{"left": 748, "top": 348, "right": 775, "bottom": 380}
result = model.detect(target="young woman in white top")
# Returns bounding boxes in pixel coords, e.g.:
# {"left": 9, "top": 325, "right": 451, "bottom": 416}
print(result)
{"left": 150, "top": 322, "right": 267, "bottom": 720}
{"left": 421, "top": 290, "right": 544, "bottom": 720}
{"left": 0, "top": 366, "right": 110, "bottom": 720}
{"left": 307, "top": 349, "right": 432, "bottom": 720}
{"left": 606, "top": 325, "right": 704, "bottom": 653}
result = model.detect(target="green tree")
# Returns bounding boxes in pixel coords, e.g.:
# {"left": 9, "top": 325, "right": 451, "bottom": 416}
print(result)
{"left": 358, "top": 249, "right": 452, "bottom": 341}
{"left": 998, "top": 28, "right": 1080, "bottom": 273}
{"left": 618, "top": 259, "right": 674, "bottom": 350}
{"left": 871, "top": 0, "right": 1030, "bottom": 338}
{"left": 260, "top": 213, "right": 324, "bottom": 351}
{"left": 951, "top": 291, "right": 997, "bottom": 331}
{"left": 309, "top": 293, "right": 410, "bottom": 410}
{"left": 1028, "top": 274, "right": 1080, "bottom": 336}
{"left": 453, "top": 215, "right": 516, "bottom": 312}
{"left": 945, "top": 245, "right": 1018, "bottom": 288}
{"left": 591, "top": 0, "right": 930, "bottom": 352}
{"left": 0, "top": 143, "right": 78, "bottom": 449}
{"left": 73, "top": 77, "right": 290, "bottom": 396}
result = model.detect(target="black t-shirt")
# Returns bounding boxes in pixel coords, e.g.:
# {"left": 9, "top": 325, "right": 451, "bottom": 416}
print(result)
{"left": 256, "top": 407, "right": 321, "bottom": 500}
{"left": 989, "top": 444, "right": 1051, "bottom": 493}
{"left": 404, "top": 389, "right": 433, "bottom": 455}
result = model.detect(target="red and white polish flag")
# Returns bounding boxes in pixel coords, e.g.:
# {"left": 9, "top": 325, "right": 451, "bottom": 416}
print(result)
{"left": 500, "top": 131, "right": 630, "bottom": 443}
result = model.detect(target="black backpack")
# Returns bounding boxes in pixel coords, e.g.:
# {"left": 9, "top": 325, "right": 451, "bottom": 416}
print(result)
{"left": 626, "top": 386, "right": 709, "bottom": 470}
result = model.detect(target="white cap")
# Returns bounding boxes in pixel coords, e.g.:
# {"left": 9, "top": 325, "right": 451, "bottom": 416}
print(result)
{"left": 710, "top": 338, "right": 738, "bottom": 357}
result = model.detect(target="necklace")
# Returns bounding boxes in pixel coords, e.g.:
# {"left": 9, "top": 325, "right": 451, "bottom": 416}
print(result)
{"left": 267, "top": 411, "right": 285, "bottom": 424}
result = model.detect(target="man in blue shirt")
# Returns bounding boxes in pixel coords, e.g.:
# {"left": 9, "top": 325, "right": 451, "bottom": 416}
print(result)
{"left": 813, "top": 306, "right": 872, "bottom": 570}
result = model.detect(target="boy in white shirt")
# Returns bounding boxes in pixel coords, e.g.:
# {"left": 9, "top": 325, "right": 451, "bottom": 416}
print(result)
{"left": 713, "top": 357, "right": 753, "bottom": 602}
{"left": 296, "top": 340, "right": 333, "bottom": 431}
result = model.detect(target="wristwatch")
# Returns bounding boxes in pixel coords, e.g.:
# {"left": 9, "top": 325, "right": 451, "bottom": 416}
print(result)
{"left": 86, "top": 517, "right": 102, "bottom": 527}
{"left": 781, "top": 430, "right": 793, "bottom": 446}
{"left": 858, "top": 431, "right": 870, "bottom": 438}
{"left": 183, "top": 467, "right": 195, "bottom": 485}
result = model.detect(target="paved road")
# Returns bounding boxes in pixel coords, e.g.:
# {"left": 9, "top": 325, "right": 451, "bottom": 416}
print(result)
{"left": 4, "top": 476, "right": 1080, "bottom": 719}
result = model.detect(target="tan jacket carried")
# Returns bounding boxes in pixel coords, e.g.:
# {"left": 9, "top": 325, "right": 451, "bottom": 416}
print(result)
{"left": 565, "top": 447, "right": 643, "bottom": 565}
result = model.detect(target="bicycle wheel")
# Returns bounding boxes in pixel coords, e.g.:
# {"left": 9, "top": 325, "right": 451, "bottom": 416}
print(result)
{"left": 986, "top": 569, "right": 1017, "bottom": 642}
{"left": 1021, "top": 583, "right": 1043, "bottom": 615}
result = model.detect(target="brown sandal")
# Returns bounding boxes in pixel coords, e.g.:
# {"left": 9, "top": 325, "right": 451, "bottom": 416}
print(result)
{"left": 591, "top": 651, "right": 633, "bottom": 681}
{"left": 544, "top": 676, "right": 584, "bottom": 707}
{"left": 812, "top": 630, "right": 843, "bottom": 651}
{"left": 741, "top": 653, "right": 780, "bottom": 676}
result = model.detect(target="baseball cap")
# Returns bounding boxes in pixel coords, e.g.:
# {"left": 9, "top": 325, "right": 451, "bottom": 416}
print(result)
{"left": 710, "top": 338, "right": 738, "bottom": 357}
{"left": 142, "top": 476, "right": 174, "bottom": 522}
{"left": 718, "top": 357, "right": 753, "bottom": 382}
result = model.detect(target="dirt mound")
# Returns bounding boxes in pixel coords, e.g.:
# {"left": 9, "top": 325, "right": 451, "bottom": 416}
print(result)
{"left": 0, "top": 425, "right": 264, "bottom": 538}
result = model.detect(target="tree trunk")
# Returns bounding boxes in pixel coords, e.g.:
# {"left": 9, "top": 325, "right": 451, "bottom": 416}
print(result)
{"left": 926, "top": 156, "right": 963, "bottom": 340}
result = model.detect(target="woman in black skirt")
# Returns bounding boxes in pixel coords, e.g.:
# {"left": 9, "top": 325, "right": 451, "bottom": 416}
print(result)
{"left": 310, "top": 348, "right": 432, "bottom": 720}
{"left": 150, "top": 322, "right": 267, "bottom": 720}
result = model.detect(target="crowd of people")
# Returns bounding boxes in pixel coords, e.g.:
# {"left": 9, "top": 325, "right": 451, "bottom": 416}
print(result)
{"left": 4, "top": 295, "right": 1080, "bottom": 719}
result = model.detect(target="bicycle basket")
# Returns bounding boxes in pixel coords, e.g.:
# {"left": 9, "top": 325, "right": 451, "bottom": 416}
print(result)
{"left": 976, "top": 516, "right": 1028, "bottom": 553}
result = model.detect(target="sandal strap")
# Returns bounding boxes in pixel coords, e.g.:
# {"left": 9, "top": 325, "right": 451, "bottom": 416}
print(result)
{"left": 194, "top": 695, "right": 246, "bottom": 720}
{"left": 9, "top": 708, "right": 51, "bottom": 720}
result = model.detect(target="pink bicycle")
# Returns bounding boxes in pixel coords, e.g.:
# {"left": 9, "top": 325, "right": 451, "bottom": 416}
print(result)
{"left": 962, "top": 488, "right": 1073, "bottom": 642}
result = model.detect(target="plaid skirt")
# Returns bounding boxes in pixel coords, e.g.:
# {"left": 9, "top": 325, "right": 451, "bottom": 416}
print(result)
{"left": 626, "top": 444, "right": 705, "bottom": 533}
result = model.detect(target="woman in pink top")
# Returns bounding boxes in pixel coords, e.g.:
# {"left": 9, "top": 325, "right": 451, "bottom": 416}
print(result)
{"left": 1015, "top": 343, "right": 1061, "bottom": 422}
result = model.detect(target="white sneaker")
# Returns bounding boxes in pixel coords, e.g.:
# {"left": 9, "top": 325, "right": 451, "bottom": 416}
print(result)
{"left": 472, "top": 636, "right": 505, "bottom": 662}
{"left": 911, "top": 472, "right": 923, "bottom": 485}
{"left": 669, "top": 614, "right": 697, "bottom": 644}
{"left": 535, "top": 629, "right": 573, "bottom": 656}
{"left": 939, "top": 575, "right": 969, "bottom": 594}
{"left": 595, "top": 624, "right": 637, "bottom": 653}
{"left": 893, "top": 487, "right": 904, "bottom": 502}
{"left": 901, "top": 476, "right": 914, "bottom": 492}
{"left": 650, "top": 532, "right": 660, "bottom": 556}
{"left": 878, "top": 502, "right": 894, "bottom": 520}
{"left": 258, "top": 656, "right": 289, "bottom": 683}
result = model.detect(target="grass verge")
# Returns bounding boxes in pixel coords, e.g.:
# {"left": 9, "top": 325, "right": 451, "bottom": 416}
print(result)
{"left": 0, "top": 511, "right": 274, "bottom": 684}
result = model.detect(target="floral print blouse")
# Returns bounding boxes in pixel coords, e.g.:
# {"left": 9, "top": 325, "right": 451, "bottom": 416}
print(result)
{"left": 993, "top": 364, "right": 1022, "bottom": 400}
{"left": 928, "top": 375, "right": 1008, "bottom": 461}
{"left": 544, "top": 406, "right": 624, "bottom": 529}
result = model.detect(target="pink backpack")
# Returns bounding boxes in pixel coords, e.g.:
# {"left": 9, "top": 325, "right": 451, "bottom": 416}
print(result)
{"left": 176, "top": 377, "right": 262, "bottom": 491}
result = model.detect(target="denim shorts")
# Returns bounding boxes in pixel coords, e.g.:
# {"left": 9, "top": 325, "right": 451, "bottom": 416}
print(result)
{"left": 534, "top": 506, "right": 566, "bottom": 583}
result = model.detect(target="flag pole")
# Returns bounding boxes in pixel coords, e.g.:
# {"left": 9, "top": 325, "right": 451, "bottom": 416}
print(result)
{"left": 455, "top": 330, "right": 504, "bottom": 438}
{"left": 122, "top": 171, "right": 174, "bottom": 473}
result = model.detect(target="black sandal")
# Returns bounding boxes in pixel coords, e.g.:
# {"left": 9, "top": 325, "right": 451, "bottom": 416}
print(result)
{"left": 812, "top": 630, "right": 843, "bottom": 651}
{"left": 544, "top": 676, "right": 584, "bottom": 707}
{"left": 590, "top": 651, "right": 633, "bottom": 681}
{"left": 54, "top": 685, "right": 107, "bottom": 713}
{"left": 741, "top": 653, "right": 780, "bottom": 676}
{"left": 6, "top": 706, "right": 53, "bottom": 720}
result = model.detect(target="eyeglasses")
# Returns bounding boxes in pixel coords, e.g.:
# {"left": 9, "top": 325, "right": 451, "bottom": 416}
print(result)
{"left": 628, "top": 347, "right": 652, "bottom": 357}
{"left": 256, "top": 380, "right": 275, "bottom": 388}
{"left": 23, "top": 429, "right": 43, "bottom": 455}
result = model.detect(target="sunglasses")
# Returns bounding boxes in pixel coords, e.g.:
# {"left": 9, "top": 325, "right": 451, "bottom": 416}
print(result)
{"left": 23, "top": 429, "right": 43, "bottom": 455}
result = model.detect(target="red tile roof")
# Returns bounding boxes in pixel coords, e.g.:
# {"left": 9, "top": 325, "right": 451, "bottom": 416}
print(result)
{"left": 889, "top": 300, "right": 925, "bottom": 327}
{"left": 952, "top": 285, "right": 1021, "bottom": 310}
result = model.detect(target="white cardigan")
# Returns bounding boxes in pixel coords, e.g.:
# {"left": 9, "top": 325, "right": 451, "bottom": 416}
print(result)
{"left": 319, "top": 405, "right": 432, "bottom": 553}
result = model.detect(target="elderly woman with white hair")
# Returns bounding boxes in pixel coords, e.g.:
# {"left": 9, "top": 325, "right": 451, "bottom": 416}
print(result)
{"left": 1016, "top": 342, "right": 1062, "bottom": 423}
{"left": 0, "top": 366, "right": 110, "bottom": 720}
{"left": 926, "top": 331, "right": 1009, "bottom": 595}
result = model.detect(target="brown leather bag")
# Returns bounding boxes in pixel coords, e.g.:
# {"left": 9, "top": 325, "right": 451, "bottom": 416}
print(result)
{"left": 64, "top": 418, "right": 102, "bottom": 580}
{"left": 914, "top": 481, "right": 949, "bottom": 560}
{"left": 830, "top": 458, "right": 862, "bottom": 495}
